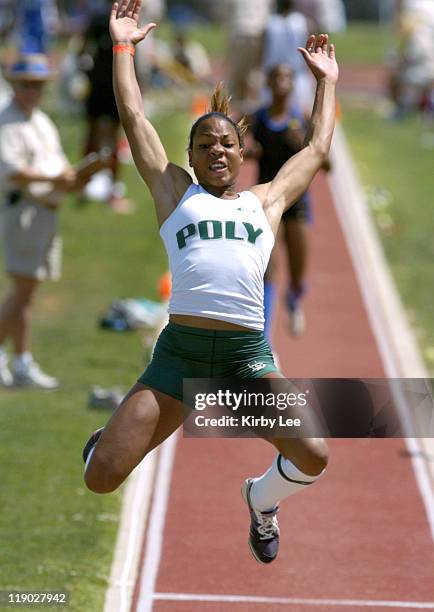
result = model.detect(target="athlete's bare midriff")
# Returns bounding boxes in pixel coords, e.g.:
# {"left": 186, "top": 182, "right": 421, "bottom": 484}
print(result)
{"left": 169, "top": 314, "right": 257, "bottom": 332}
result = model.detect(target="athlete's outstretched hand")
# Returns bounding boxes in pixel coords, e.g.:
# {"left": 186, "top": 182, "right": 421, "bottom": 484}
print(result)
{"left": 298, "top": 34, "right": 338, "bottom": 84}
{"left": 109, "top": 0, "right": 156, "bottom": 45}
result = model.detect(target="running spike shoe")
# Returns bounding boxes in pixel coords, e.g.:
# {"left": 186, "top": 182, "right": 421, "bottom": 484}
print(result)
{"left": 241, "top": 478, "right": 280, "bottom": 563}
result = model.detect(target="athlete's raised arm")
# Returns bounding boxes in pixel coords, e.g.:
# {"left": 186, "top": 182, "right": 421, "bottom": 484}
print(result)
{"left": 251, "top": 34, "right": 338, "bottom": 233}
{"left": 110, "top": 0, "right": 192, "bottom": 225}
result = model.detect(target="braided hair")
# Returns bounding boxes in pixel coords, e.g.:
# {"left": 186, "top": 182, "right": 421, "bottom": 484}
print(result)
{"left": 188, "top": 82, "right": 248, "bottom": 149}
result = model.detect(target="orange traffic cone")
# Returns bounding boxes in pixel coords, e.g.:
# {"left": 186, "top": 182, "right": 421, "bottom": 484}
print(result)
{"left": 335, "top": 98, "right": 342, "bottom": 122}
{"left": 191, "top": 91, "right": 209, "bottom": 118}
{"left": 158, "top": 271, "right": 172, "bottom": 301}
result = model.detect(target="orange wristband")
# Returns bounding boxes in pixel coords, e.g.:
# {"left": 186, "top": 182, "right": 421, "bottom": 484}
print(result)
{"left": 113, "top": 44, "right": 135, "bottom": 56}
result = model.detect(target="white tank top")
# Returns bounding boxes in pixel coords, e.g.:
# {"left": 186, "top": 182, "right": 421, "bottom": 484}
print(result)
{"left": 160, "top": 183, "right": 275, "bottom": 330}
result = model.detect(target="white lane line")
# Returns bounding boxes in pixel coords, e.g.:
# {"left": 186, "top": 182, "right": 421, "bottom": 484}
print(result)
{"left": 135, "top": 430, "right": 179, "bottom": 612}
{"left": 328, "top": 125, "right": 427, "bottom": 379}
{"left": 103, "top": 451, "right": 157, "bottom": 612}
{"left": 153, "top": 593, "right": 434, "bottom": 608}
{"left": 104, "top": 314, "right": 170, "bottom": 612}
{"left": 328, "top": 124, "right": 434, "bottom": 540}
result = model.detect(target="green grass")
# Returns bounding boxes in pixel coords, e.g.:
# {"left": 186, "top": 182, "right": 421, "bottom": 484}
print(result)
{"left": 165, "top": 20, "right": 391, "bottom": 65}
{"left": 156, "top": 20, "right": 393, "bottom": 66}
{"left": 341, "top": 108, "right": 434, "bottom": 370}
{"left": 332, "top": 22, "right": 392, "bottom": 65}
{"left": 158, "top": 20, "right": 390, "bottom": 65}
{"left": 156, "top": 21, "right": 225, "bottom": 57}
{"left": 0, "top": 105, "right": 191, "bottom": 610}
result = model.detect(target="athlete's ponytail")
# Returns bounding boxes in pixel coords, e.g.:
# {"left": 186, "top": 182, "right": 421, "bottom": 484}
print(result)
{"left": 210, "top": 81, "right": 231, "bottom": 116}
{"left": 188, "top": 82, "right": 248, "bottom": 149}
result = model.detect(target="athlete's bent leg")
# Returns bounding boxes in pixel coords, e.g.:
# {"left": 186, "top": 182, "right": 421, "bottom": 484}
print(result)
{"left": 241, "top": 372, "right": 328, "bottom": 562}
{"left": 84, "top": 382, "right": 186, "bottom": 494}
{"left": 264, "top": 370, "right": 328, "bottom": 470}
{"left": 252, "top": 371, "right": 328, "bottom": 510}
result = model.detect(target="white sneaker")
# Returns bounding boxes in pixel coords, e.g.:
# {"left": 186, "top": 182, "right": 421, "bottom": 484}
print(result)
{"left": 0, "top": 354, "right": 13, "bottom": 387}
{"left": 289, "top": 305, "right": 306, "bottom": 337}
{"left": 13, "top": 361, "right": 59, "bottom": 390}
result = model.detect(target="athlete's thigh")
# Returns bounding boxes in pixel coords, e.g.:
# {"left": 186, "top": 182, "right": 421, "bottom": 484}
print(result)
{"left": 96, "top": 382, "right": 187, "bottom": 473}
{"left": 259, "top": 371, "right": 328, "bottom": 465}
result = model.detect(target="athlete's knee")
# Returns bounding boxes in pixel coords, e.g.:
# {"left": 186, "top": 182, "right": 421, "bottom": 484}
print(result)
{"left": 82, "top": 432, "right": 128, "bottom": 494}
{"left": 277, "top": 438, "right": 329, "bottom": 476}
{"left": 84, "top": 449, "right": 125, "bottom": 494}
{"left": 83, "top": 402, "right": 159, "bottom": 494}
{"left": 84, "top": 472, "right": 113, "bottom": 494}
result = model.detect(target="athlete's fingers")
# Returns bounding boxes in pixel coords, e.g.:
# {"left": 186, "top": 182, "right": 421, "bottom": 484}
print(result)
{"left": 140, "top": 22, "right": 157, "bottom": 38}
{"left": 111, "top": 2, "right": 118, "bottom": 18}
{"left": 305, "top": 34, "right": 316, "bottom": 53}
{"left": 315, "top": 34, "right": 326, "bottom": 53}
{"left": 117, "top": 0, "right": 128, "bottom": 18}
{"left": 329, "top": 43, "right": 336, "bottom": 60}
{"left": 321, "top": 34, "right": 329, "bottom": 53}
{"left": 298, "top": 47, "right": 311, "bottom": 63}
{"left": 132, "top": 0, "right": 142, "bottom": 20}
{"left": 110, "top": 1, "right": 119, "bottom": 23}
{"left": 125, "top": 0, "right": 136, "bottom": 18}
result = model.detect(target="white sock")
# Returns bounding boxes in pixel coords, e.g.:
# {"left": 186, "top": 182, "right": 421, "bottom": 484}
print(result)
{"left": 249, "top": 454, "right": 324, "bottom": 512}
{"left": 13, "top": 352, "right": 33, "bottom": 372}
{"left": 0, "top": 345, "right": 7, "bottom": 359}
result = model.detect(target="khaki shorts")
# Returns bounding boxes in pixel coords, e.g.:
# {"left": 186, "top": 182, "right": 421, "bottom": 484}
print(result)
{"left": 2, "top": 200, "right": 62, "bottom": 281}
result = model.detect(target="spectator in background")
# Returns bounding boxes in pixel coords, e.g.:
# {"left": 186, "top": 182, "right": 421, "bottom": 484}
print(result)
{"left": 389, "top": 2, "right": 434, "bottom": 117}
{"left": 294, "top": 0, "right": 346, "bottom": 34}
{"left": 79, "top": 0, "right": 133, "bottom": 213}
{"left": 0, "top": 54, "right": 85, "bottom": 388}
{"left": 133, "top": 0, "right": 164, "bottom": 93}
{"left": 314, "top": 0, "right": 346, "bottom": 34}
{"left": 0, "top": 65, "right": 12, "bottom": 109}
{"left": 399, "top": 0, "right": 434, "bottom": 19}
{"left": 0, "top": 0, "right": 14, "bottom": 106}
{"left": 0, "top": 0, "right": 15, "bottom": 44}
{"left": 138, "top": 0, "right": 165, "bottom": 22}
{"left": 293, "top": 0, "right": 319, "bottom": 31}
{"left": 172, "top": 31, "right": 211, "bottom": 83}
{"left": 17, "top": 0, "right": 59, "bottom": 53}
{"left": 262, "top": 0, "right": 314, "bottom": 112}
{"left": 225, "top": 0, "right": 272, "bottom": 108}
{"left": 58, "top": 0, "right": 90, "bottom": 37}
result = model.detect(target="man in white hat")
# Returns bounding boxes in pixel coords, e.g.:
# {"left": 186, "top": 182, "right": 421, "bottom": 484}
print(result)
{"left": 0, "top": 54, "right": 82, "bottom": 388}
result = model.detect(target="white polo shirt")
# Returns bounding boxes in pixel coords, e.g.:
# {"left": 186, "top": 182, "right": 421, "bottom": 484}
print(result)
{"left": 0, "top": 100, "right": 68, "bottom": 206}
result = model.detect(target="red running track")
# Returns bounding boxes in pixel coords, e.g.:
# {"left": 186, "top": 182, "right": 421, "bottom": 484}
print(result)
{"left": 132, "top": 161, "right": 434, "bottom": 612}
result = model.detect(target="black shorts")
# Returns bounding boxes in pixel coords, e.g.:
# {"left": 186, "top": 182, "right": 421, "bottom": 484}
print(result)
{"left": 282, "top": 195, "right": 312, "bottom": 222}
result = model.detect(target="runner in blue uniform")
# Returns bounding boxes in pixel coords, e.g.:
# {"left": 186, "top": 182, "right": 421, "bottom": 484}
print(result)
{"left": 248, "top": 63, "right": 330, "bottom": 338}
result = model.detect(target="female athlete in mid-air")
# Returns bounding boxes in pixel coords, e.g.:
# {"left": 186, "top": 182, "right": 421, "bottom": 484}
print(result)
{"left": 83, "top": 0, "right": 339, "bottom": 564}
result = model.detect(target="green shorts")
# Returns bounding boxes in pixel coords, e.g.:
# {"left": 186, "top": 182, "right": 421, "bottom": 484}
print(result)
{"left": 138, "top": 322, "right": 278, "bottom": 402}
